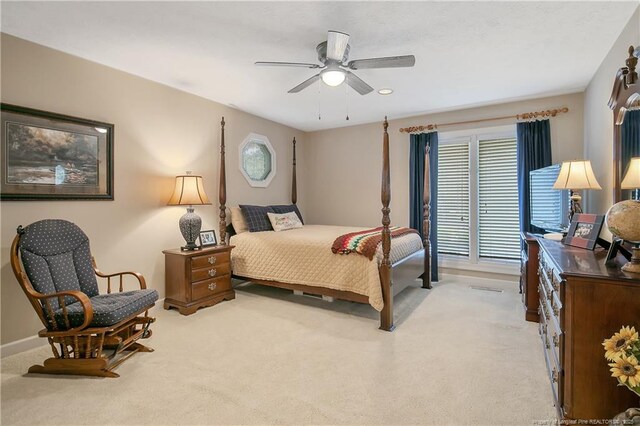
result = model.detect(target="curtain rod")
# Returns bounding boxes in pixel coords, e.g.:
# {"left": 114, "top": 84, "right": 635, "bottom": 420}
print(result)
{"left": 398, "top": 107, "right": 569, "bottom": 134}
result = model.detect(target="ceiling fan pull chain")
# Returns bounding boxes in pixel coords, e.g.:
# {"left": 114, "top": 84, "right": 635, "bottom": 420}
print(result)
{"left": 318, "top": 78, "right": 322, "bottom": 120}
{"left": 345, "top": 74, "right": 350, "bottom": 121}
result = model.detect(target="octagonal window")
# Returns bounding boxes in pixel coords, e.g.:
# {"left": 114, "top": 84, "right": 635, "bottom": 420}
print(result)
{"left": 239, "top": 133, "right": 276, "bottom": 187}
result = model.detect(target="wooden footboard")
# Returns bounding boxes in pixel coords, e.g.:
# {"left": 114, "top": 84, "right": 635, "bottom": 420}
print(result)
{"left": 232, "top": 249, "right": 425, "bottom": 305}
{"left": 218, "top": 116, "right": 431, "bottom": 331}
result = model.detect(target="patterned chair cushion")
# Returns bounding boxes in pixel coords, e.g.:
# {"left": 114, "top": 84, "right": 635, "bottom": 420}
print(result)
{"left": 19, "top": 219, "right": 99, "bottom": 310}
{"left": 269, "top": 204, "right": 304, "bottom": 224}
{"left": 54, "top": 289, "right": 159, "bottom": 328}
{"left": 239, "top": 205, "right": 275, "bottom": 232}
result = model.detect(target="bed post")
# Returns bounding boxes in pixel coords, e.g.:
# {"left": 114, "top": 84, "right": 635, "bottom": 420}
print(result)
{"left": 219, "top": 116, "right": 227, "bottom": 245}
{"left": 292, "top": 137, "right": 297, "bottom": 205}
{"left": 379, "top": 117, "right": 394, "bottom": 332}
{"left": 423, "top": 146, "right": 432, "bottom": 289}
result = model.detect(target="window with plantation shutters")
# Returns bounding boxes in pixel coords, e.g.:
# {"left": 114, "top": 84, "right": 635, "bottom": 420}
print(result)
{"left": 478, "top": 138, "right": 520, "bottom": 260}
{"left": 437, "top": 142, "right": 470, "bottom": 256}
{"left": 433, "top": 126, "right": 520, "bottom": 269}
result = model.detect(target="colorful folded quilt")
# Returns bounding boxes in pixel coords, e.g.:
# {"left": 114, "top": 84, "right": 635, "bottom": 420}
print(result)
{"left": 331, "top": 226, "right": 420, "bottom": 260}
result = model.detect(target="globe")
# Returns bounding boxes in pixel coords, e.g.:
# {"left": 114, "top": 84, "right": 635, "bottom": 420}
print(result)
{"left": 606, "top": 200, "right": 640, "bottom": 243}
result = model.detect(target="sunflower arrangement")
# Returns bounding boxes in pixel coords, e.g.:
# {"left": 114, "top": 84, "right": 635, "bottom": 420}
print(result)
{"left": 603, "top": 326, "right": 640, "bottom": 396}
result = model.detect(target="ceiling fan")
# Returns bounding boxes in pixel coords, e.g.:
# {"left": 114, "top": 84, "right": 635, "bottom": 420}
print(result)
{"left": 255, "top": 30, "right": 415, "bottom": 95}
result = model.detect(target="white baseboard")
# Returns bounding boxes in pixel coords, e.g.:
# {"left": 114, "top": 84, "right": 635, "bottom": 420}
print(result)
{"left": 1, "top": 298, "right": 165, "bottom": 358}
{"left": 0, "top": 334, "right": 47, "bottom": 358}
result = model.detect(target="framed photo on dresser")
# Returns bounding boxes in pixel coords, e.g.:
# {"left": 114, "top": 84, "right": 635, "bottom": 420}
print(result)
{"left": 564, "top": 213, "right": 605, "bottom": 250}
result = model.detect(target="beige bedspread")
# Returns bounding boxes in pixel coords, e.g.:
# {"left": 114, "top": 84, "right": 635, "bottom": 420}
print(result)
{"left": 229, "top": 225, "right": 424, "bottom": 311}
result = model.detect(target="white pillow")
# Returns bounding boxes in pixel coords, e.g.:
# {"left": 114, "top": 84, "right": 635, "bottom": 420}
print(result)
{"left": 267, "top": 211, "right": 303, "bottom": 232}
{"left": 230, "top": 206, "right": 249, "bottom": 234}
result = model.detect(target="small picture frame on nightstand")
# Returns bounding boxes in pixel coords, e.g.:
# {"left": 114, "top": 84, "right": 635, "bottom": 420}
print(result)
{"left": 198, "top": 229, "right": 217, "bottom": 248}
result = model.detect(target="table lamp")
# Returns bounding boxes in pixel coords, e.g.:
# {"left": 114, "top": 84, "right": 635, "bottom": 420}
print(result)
{"left": 167, "top": 172, "right": 212, "bottom": 251}
{"left": 606, "top": 157, "right": 640, "bottom": 273}
{"left": 621, "top": 157, "right": 640, "bottom": 201}
{"left": 553, "top": 160, "right": 602, "bottom": 222}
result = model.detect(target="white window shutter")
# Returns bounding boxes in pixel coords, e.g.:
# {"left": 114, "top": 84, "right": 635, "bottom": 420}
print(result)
{"left": 437, "top": 143, "right": 470, "bottom": 256}
{"left": 478, "top": 138, "right": 520, "bottom": 260}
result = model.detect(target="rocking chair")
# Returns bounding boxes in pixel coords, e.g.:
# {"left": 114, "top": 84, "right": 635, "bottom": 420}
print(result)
{"left": 10, "top": 219, "right": 158, "bottom": 378}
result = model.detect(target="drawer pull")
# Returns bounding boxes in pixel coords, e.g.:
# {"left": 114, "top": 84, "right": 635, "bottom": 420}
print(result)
{"left": 208, "top": 268, "right": 217, "bottom": 277}
{"left": 208, "top": 283, "right": 217, "bottom": 291}
{"left": 553, "top": 333, "right": 559, "bottom": 348}
{"left": 208, "top": 256, "right": 217, "bottom": 264}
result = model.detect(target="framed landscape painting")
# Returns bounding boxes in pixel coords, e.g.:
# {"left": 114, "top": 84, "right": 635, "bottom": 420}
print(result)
{"left": 1, "top": 103, "right": 114, "bottom": 200}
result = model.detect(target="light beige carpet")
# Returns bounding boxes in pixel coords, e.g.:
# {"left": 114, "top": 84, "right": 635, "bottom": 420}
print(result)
{"left": 1, "top": 274, "right": 556, "bottom": 425}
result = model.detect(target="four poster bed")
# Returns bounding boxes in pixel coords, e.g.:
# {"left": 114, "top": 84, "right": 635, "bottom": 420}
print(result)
{"left": 217, "top": 117, "right": 431, "bottom": 331}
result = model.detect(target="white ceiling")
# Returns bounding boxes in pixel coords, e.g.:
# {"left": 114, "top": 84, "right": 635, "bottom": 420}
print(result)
{"left": 1, "top": 1, "right": 638, "bottom": 132}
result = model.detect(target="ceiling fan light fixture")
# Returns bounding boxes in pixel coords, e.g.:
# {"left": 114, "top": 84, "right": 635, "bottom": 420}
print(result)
{"left": 321, "top": 70, "right": 346, "bottom": 87}
{"left": 378, "top": 88, "right": 393, "bottom": 95}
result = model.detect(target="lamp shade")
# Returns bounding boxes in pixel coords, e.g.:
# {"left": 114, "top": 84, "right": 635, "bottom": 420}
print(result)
{"left": 553, "top": 160, "right": 602, "bottom": 190}
{"left": 621, "top": 157, "right": 640, "bottom": 189}
{"left": 167, "top": 174, "right": 211, "bottom": 206}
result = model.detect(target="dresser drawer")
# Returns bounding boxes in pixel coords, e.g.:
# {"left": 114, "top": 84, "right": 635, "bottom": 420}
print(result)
{"left": 191, "top": 251, "right": 230, "bottom": 270}
{"left": 191, "top": 275, "right": 232, "bottom": 301}
{"left": 543, "top": 338, "right": 562, "bottom": 411}
{"left": 191, "top": 262, "right": 231, "bottom": 283}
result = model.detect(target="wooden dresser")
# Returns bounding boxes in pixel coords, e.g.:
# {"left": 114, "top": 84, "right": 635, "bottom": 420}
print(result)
{"left": 536, "top": 238, "right": 640, "bottom": 420}
{"left": 163, "top": 245, "right": 235, "bottom": 315}
{"left": 520, "top": 232, "right": 541, "bottom": 322}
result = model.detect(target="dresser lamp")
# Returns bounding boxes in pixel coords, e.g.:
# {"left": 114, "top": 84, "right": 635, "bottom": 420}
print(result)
{"left": 606, "top": 157, "right": 640, "bottom": 273}
{"left": 621, "top": 157, "right": 640, "bottom": 201}
{"left": 167, "top": 172, "right": 212, "bottom": 251}
{"left": 552, "top": 160, "right": 602, "bottom": 222}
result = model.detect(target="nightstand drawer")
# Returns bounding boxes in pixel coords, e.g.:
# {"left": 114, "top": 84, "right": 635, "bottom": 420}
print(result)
{"left": 163, "top": 245, "right": 235, "bottom": 315}
{"left": 191, "top": 251, "right": 229, "bottom": 270}
{"left": 191, "top": 275, "right": 231, "bottom": 301}
{"left": 191, "top": 263, "right": 230, "bottom": 283}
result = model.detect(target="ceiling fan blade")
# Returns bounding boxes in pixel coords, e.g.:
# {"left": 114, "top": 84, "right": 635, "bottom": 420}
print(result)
{"left": 255, "top": 61, "right": 321, "bottom": 69}
{"left": 288, "top": 74, "right": 321, "bottom": 93}
{"left": 326, "top": 30, "right": 350, "bottom": 61}
{"left": 345, "top": 71, "right": 374, "bottom": 95}
{"left": 347, "top": 55, "right": 415, "bottom": 70}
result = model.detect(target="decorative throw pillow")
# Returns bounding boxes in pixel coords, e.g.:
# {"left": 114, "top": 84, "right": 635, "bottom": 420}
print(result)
{"left": 267, "top": 211, "right": 303, "bottom": 232}
{"left": 240, "top": 205, "right": 275, "bottom": 232}
{"left": 230, "top": 207, "right": 249, "bottom": 234}
{"left": 270, "top": 204, "right": 304, "bottom": 224}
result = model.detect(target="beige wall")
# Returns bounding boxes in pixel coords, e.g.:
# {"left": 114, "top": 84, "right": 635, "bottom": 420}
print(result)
{"left": 302, "top": 92, "right": 584, "bottom": 228}
{"left": 0, "top": 34, "right": 306, "bottom": 345}
{"left": 584, "top": 7, "right": 640, "bottom": 218}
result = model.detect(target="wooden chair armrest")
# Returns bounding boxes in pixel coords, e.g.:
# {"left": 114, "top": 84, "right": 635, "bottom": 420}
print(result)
{"left": 32, "top": 290, "right": 94, "bottom": 332}
{"left": 92, "top": 258, "right": 147, "bottom": 290}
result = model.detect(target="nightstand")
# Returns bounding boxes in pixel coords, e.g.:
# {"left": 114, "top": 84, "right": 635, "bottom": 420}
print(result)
{"left": 163, "top": 245, "right": 235, "bottom": 315}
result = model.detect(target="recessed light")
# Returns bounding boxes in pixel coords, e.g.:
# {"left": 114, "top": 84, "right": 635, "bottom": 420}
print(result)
{"left": 378, "top": 88, "right": 393, "bottom": 95}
